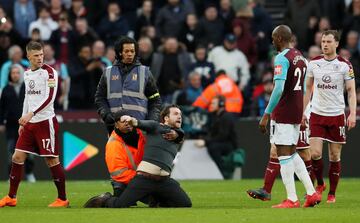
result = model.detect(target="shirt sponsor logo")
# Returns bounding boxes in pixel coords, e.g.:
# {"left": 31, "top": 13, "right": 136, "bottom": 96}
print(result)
{"left": 27, "top": 89, "right": 42, "bottom": 95}
{"left": 274, "top": 65, "right": 282, "bottom": 75}
{"left": 317, "top": 83, "right": 337, "bottom": 90}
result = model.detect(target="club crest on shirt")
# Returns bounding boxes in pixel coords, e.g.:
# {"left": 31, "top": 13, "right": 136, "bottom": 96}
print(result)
{"left": 112, "top": 75, "right": 119, "bottom": 81}
{"left": 48, "top": 78, "right": 56, "bottom": 88}
{"left": 132, "top": 73, "right": 137, "bottom": 81}
{"left": 29, "top": 80, "right": 35, "bottom": 89}
{"left": 333, "top": 64, "right": 340, "bottom": 71}
{"left": 274, "top": 65, "right": 282, "bottom": 75}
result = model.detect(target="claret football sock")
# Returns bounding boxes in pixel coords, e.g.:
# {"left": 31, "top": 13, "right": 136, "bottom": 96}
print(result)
{"left": 312, "top": 158, "right": 324, "bottom": 186}
{"left": 263, "top": 158, "right": 280, "bottom": 193}
{"left": 8, "top": 162, "right": 24, "bottom": 198}
{"left": 304, "top": 160, "right": 316, "bottom": 183}
{"left": 329, "top": 161, "right": 341, "bottom": 195}
{"left": 50, "top": 164, "right": 67, "bottom": 201}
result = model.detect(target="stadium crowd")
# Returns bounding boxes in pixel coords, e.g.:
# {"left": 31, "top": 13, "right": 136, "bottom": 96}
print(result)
{"left": 0, "top": 0, "right": 359, "bottom": 115}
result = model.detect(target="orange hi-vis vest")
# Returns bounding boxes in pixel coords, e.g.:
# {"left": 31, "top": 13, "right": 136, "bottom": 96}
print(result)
{"left": 105, "top": 129, "right": 146, "bottom": 184}
{"left": 192, "top": 74, "right": 244, "bottom": 113}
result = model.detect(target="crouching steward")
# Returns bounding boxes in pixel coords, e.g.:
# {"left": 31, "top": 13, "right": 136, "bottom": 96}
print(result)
{"left": 84, "top": 105, "right": 192, "bottom": 208}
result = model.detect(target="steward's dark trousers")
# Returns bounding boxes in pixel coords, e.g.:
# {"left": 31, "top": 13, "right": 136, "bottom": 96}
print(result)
{"left": 105, "top": 174, "right": 192, "bottom": 208}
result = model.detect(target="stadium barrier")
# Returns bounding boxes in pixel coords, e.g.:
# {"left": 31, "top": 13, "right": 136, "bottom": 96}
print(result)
{"left": 1, "top": 118, "right": 359, "bottom": 180}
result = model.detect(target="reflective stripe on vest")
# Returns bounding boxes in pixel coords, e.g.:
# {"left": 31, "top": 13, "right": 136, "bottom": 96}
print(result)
{"left": 110, "top": 167, "right": 129, "bottom": 177}
{"left": 121, "top": 141, "right": 137, "bottom": 170}
{"left": 106, "top": 65, "right": 148, "bottom": 119}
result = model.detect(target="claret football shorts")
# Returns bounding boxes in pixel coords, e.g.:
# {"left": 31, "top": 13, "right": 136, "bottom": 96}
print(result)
{"left": 309, "top": 112, "right": 346, "bottom": 144}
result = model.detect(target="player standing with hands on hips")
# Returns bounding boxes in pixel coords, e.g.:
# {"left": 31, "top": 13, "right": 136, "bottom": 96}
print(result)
{"left": 303, "top": 30, "right": 357, "bottom": 203}
{"left": 0, "top": 41, "right": 69, "bottom": 208}
{"left": 259, "top": 25, "right": 321, "bottom": 208}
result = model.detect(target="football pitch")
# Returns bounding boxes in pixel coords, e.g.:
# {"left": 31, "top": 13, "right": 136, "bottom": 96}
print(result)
{"left": 0, "top": 179, "right": 359, "bottom": 223}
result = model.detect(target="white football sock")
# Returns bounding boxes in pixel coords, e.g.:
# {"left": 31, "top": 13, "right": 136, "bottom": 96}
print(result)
{"left": 279, "top": 155, "right": 298, "bottom": 202}
{"left": 293, "top": 152, "right": 316, "bottom": 195}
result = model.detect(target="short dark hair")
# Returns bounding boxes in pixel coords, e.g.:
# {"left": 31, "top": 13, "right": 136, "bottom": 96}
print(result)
{"left": 322, "top": 30, "right": 340, "bottom": 42}
{"left": 26, "top": 41, "right": 43, "bottom": 52}
{"left": 160, "top": 104, "right": 180, "bottom": 123}
{"left": 114, "top": 36, "right": 138, "bottom": 61}
{"left": 113, "top": 110, "right": 129, "bottom": 122}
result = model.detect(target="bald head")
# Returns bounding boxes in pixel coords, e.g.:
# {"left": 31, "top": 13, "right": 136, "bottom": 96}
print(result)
{"left": 272, "top": 25, "right": 293, "bottom": 51}
{"left": 272, "top": 25, "right": 292, "bottom": 42}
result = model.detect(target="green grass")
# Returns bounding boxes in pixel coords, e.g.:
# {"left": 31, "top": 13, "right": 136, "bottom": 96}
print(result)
{"left": 1, "top": 179, "right": 360, "bottom": 223}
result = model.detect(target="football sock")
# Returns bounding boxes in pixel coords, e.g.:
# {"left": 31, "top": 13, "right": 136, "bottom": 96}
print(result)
{"left": 50, "top": 163, "right": 67, "bottom": 201}
{"left": 293, "top": 153, "right": 315, "bottom": 195}
{"left": 304, "top": 159, "right": 316, "bottom": 183}
{"left": 263, "top": 158, "right": 280, "bottom": 193}
{"left": 312, "top": 158, "right": 324, "bottom": 185}
{"left": 279, "top": 155, "right": 298, "bottom": 202}
{"left": 328, "top": 161, "right": 341, "bottom": 195}
{"left": 8, "top": 162, "right": 24, "bottom": 198}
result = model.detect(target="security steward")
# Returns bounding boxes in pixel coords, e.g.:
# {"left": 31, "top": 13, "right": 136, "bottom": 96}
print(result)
{"left": 84, "top": 105, "right": 192, "bottom": 208}
{"left": 105, "top": 111, "right": 146, "bottom": 197}
{"left": 95, "top": 36, "right": 162, "bottom": 134}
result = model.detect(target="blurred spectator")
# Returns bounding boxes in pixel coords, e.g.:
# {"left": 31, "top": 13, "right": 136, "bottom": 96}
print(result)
{"left": 91, "top": 40, "right": 112, "bottom": 69}
{"left": 0, "top": 64, "right": 36, "bottom": 182}
{"left": 219, "top": 0, "right": 235, "bottom": 33}
{"left": 342, "top": 30, "right": 360, "bottom": 87}
{"left": 49, "top": 0, "right": 65, "bottom": 21}
{"left": 29, "top": 27, "right": 42, "bottom": 43}
{"left": 135, "top": 0, "right": 156, "bottom": 40}
{"left": 49, "top": 12, "right": 76, "bottom": 64}
{"left": 308, "top": 17, "right": 331, "bottom": 46}
{"left": 285, "top": 0, "right": 320, "bottom": 51}
{"left": 105, "top": 45, "right": 116, "bottom": 64}
{"left": 313, "top": 30, "right": 323, "bottom": 47}
{"left": 232, "top": 18, "right": 257, "bottom": 69}
{"left": 28, "top": 7, "right": 59, "bottom": 41}
{"left": 178, "top": 13, "right": 201, "bottom": 53}
{"left": 43, "top": 43, "right": 70, "bottom": 110}
{"left": 198, "top": 4, "right": 225, "bottom": 48}
{"left": 74, "top": 17, "right": 99, "bottom": 51}
{"left": 139, "top": 25, "right": 160, "bottom": 48}
{"left": 316, "top": 0, "right": 346, "bottom": 30}
{"left": 249, "top": 0, "right": 273, "bottom": 63}
{"left": 13, "top": 0, "right": 37, "bottom": 39}
{"left": 138, "top": 36, "right": 154, "bottom": 66}
{"left": 116, "top": 0, "right": 142, "bottom": 35}
{"left": 151, "top": 37, "right": 192, "bottom": 103}
{"left": 0, "top": 45, "right": 29, "bottom": 90}
{"left": 0, "top": 16, "right": 24, "bottom": 63}
{"left": 155, "top": 0, "right": 191, "bottom": 39}
{"left": 193, "top": 70, "right": 244, "bottom": 114}
{"left": 68, "top": 0, "right": 87, "bottom": 26}
{"left": 250, "top": 72, "right": 273, "bottom": 117}
{"left": 175, "top": 71, "right": 203, "bottom": 105}
{"left": 68, "top": 45, "right": 103, "bottom": 109}
{"left": 190, "top": 44, "right": 215, "bottom": 88}
{"left": 194, "top": 95, "right": 237, "bottom": 178}
{"left": 97, "top": 1, "right": 130, "bottom": 46}
{"left": 83, "top": 0, "right": 108, "bottom": 28}
{"left": 341, "top": 0, "right": 360, "bottom": 47}
{"left": 307, "top": 45, "right": 322, "bottom": 60}
{"left": 208, "top": 34, "right": 250, "bottom": 91}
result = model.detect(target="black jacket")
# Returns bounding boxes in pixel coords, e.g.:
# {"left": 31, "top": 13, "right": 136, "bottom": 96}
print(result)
{"left": 95, "top": 60, "right": 162, "bottom": 133}
{"left": 0, "top": 83, "right": 25, "bottom": 138}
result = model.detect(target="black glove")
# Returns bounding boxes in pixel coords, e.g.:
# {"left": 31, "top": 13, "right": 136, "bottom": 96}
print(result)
{"left": 104, "top": 112, "right": 115, "bottom": 125}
